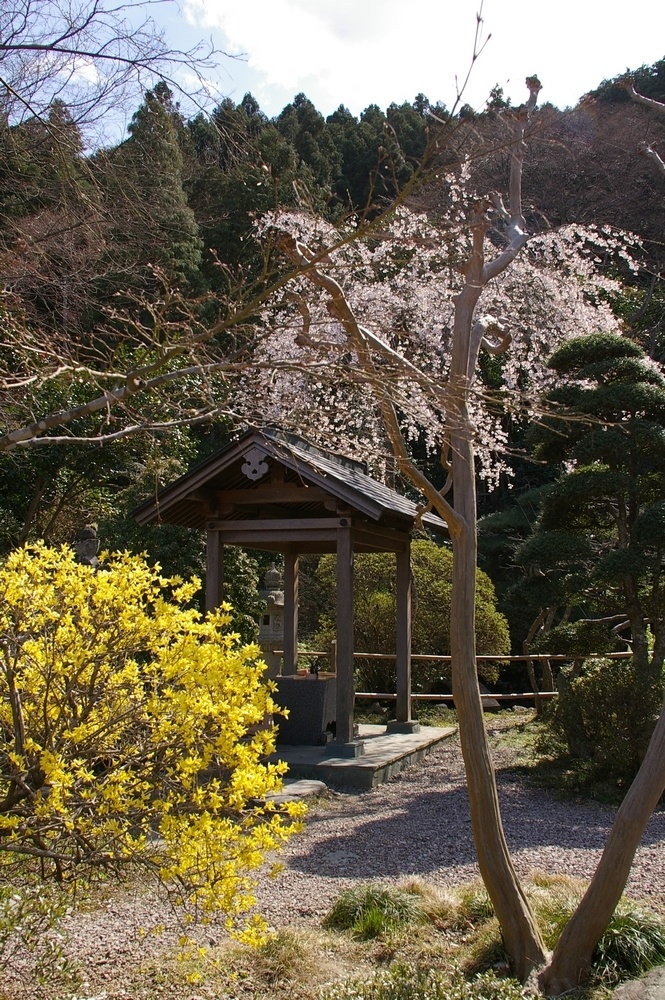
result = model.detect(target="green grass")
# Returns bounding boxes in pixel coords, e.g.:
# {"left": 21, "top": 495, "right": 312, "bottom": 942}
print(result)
{"left": 324, "top": 883, "right": 427, "bottom": 939}
{"left": 320, "top": 963, "right": 525, "bottom": 1000}
{"left": 592, "top": 904, "right": 665, "bottom": 986}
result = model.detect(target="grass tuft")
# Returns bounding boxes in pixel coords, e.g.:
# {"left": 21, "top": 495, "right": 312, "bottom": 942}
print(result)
{"left": 324, "top": 884, "right": 426, "bottom": 939}
{"left": 321, "top": 962, "right": 525, "bottom": 1000}
{"left": 592, "top": 904, "right": 665, "bottom": 986}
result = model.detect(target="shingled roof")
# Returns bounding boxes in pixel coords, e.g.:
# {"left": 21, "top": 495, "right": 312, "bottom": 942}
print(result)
{"left": 134, "top": 427, "right": 447, "bottom": 536}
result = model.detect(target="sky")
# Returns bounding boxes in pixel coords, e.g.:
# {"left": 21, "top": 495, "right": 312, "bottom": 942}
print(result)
{"left": 161, "top": 0, "right": 665, "bottom": 119}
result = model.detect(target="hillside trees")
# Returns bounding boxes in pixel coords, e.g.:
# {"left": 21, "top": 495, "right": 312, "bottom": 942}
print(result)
{"left": 99, "top": 81, "right": 203, "bottom": 291}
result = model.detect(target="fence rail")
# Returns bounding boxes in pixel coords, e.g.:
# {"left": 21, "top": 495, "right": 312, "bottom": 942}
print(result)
{"left": 272, "top": 648, "right": 633, "bottom": 702}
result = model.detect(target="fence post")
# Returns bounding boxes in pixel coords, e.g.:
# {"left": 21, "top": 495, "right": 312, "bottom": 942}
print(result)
{"left": 525, "top": 652, "right": 543, "bottom": 716}
{"left": 328, "top": 639, "right": 337, "bottom": 674}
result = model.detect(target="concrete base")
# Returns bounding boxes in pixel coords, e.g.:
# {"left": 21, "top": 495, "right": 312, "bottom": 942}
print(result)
{"left": 386, "top": 720, "right": 421, "bottom": 734}
{"left": 322, "top": 739, "right": 365, "bottom": 759}
{"left": 271, "top": 724, "right": 456, "bottom": 789}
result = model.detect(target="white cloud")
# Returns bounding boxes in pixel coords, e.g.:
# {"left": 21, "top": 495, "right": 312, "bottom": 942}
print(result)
{"left": 182, "top": 0, "right": 665, "bottom": 117}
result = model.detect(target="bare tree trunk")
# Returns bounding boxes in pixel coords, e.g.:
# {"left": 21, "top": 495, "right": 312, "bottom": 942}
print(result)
{"left": 449, "top": 418, "right": 547, "bottom": 980}
{"left": 540, "top": 701, "right": 665, "bottom": 993}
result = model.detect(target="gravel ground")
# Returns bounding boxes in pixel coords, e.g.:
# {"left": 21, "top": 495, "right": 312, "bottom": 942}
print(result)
{"left": 7, "top": 722, "right": 665, "bottom": 998}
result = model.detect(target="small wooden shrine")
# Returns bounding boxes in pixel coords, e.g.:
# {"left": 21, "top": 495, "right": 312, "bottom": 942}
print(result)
{"left": 134, "top": 428, "right": 447, "bottom": 755}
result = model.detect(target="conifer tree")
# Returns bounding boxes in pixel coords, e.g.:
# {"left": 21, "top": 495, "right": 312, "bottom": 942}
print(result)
{"left": 105, "top": 82, "right": 203, "bottom": 290}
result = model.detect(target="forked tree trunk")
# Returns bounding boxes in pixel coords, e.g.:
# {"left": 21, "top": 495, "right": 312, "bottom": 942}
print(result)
{"left": 540, "top": 702, "right": 665, "bottom": 993}
{"left": 287, "top": 76, "right": 665, "bottom": 991}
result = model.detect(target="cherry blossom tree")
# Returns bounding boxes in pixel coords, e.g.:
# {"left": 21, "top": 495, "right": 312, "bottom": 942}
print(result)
{"left": 245, "top": 81, "right": 664, "bottom": 991}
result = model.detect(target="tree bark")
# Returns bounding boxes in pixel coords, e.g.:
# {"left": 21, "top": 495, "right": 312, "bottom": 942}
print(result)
{"left": 540, "top": 701, "right": 665, "bottom": 993}
{"left": 449, "top": 420, "right": 547, "bottom": 980}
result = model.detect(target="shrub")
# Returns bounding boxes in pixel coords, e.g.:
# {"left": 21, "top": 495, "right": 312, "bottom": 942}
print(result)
{"left": 314, "top": 541, "right": 509, "bottom": 694}
{"left": 0, "top": 543, "right": 303, "bottom": 945}
{"left": 553, "top": 657, "right": 658, "bottom": 782}
{"left": 592, "top": 904, "right": 665, "bottom": 986}
{"left": 0, "top": 879, "right": 77, "bottom": 987}
{"left": 527, "top": 875, "right": 665, "bottom": 987}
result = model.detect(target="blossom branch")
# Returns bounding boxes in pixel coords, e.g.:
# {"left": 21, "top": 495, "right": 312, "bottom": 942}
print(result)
{"left": 279, "top": 235, "right": 462, "bottom": 535}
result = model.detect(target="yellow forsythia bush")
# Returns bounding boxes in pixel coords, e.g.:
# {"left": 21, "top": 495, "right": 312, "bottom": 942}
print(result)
{"left": 0, "top": 543, "right": 303, "bottom": 940}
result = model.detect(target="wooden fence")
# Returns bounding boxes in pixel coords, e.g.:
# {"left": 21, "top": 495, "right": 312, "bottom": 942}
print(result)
{"left": 273, "top": 647, "right": 633, "bottom": 703}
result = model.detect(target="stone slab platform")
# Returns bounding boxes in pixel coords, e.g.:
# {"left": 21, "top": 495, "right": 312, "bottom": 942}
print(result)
{"left": 271, "top": 724, "right": 456, "bottom": 789}
{"left": 615, "top": 968, "right": 665, "bottom": 1000}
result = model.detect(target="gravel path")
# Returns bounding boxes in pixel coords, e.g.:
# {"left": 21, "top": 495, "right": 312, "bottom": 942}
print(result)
{"left": 8, "top": 723, "right": 665, "bottom": 997}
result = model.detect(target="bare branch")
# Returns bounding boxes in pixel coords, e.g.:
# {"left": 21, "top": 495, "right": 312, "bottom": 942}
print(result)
{"left": 623, "top": 77, "right": 665, "bottom": 117}
{"left": 0, "top": 0, "right": 227, "bottom": 134}
{"left": 639, "top": 141, "right": 665, "bottom": 178}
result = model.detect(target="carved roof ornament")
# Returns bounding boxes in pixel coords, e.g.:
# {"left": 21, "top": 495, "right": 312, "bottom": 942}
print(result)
{"left": 241, "top": 446, "right": 269, "bottom": 481}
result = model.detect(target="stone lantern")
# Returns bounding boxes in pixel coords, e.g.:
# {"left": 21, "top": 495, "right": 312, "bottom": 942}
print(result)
{"left": 258, "top": 564, "right": 285, "bottom": 677}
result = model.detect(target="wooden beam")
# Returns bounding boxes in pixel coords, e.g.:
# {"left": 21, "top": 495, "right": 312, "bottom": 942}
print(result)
{"left": 213, "top": 485, "right": 329, "bottom": 505}
{"left": 395, "top": 542, "right": 412, "bottom": 722}
{"left": 206, "top": 530, "right": 223, "bottom": 612}
{"left": 335, "top": 520, "right": 355, "bottom": 744}
{"left": 283, "top": 554, "right": 299, "bottom": 675}
{"left": 207, "top": 517, "right": 343, "bottom": 531}
{"left": 215, "top": 529, "right": 338, "bottom": 546}
{"left": 352, "top": 523, "right": 410, "bottom": 552}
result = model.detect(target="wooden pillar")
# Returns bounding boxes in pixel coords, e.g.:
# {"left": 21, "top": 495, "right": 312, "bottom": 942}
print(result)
{"left": 206, "top": 529, "right": 223, "bottom": 612}
{"left": 335, "top": 519, "right": 355, "bottom": 744}
{"left": 283, "top": 551, "right": 299, "bottom": 675}
{"left": 395, "top": 541, "right": 413, "bottom": 723}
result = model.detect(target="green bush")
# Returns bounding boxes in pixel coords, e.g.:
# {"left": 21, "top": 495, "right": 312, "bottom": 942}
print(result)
{"left": 529, "top": 877, "right": 665, "bottom": 987}
{"left": 553, "top": 657, "right": 659, "bottom": 782}
{"left": 314, "top": 541, "right": 509, "bottom": 694}
{"left": 324, "top": 884, "right": 426, "bottom": 939}
{"left": 321, "top": 963, "right": 525, "bottom": 1000}
{"left": 0, "top": 881, "right": 77, "bottom": 987}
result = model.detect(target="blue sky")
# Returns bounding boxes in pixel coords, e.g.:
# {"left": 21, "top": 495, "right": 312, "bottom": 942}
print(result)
{"left": 159, "top": 0, "right": 665, "bottom": 119}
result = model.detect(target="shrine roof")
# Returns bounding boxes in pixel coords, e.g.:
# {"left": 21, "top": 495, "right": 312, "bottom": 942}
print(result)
{"left": 134, "top": 427, "right": 447, "bottom": 536}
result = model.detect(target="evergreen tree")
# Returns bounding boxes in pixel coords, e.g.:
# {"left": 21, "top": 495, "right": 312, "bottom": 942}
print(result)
{"left": 186, "top": 94, "right": 322, "bottom": 280}
{"left": 103, "top": 82, "right": 203, "bottom": 290}
{"left": 275, "top": 92, "right": 341, "bottom": 193}
{"left": 514, "top": 333, "right": 665, "bottom": 762}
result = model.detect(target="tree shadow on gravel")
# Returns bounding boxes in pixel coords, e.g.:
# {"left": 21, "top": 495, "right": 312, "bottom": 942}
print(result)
{"left": 285, "top": 775, "right": 665, "bottom": 881}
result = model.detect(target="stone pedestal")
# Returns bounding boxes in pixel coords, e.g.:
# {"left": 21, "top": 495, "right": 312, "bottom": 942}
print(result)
{"left": 274, "top": 674, "right": 337, "bottom": 746}
{"left": 386, "top": 720, "right": 421, "bottom": 734}
{"left": 322, "top": 739, "right": 365, "bottom": 758}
